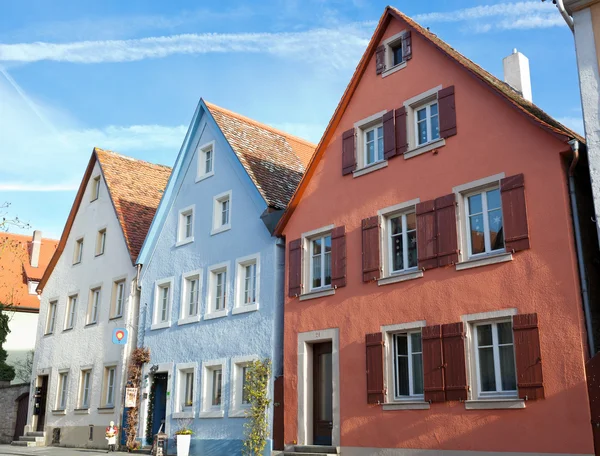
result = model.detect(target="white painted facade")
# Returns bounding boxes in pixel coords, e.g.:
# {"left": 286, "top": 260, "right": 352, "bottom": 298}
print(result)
{"left": 26, "top": 161, "right": 140, "bottom": 449}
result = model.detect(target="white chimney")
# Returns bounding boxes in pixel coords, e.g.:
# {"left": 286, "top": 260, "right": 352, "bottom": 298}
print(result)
{"left": 31, "top": 230, "right": 42, "bottom": 268}
{"left": 503, "top": 48, "right": 532, "bottom": 102}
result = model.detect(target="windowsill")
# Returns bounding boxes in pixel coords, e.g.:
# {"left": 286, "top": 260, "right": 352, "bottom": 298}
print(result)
{"left": 378, "top": 269, "right": 423, "bottom": 286}
{"left": 98, "top": 406, "right": 116, "bottom": 414}
{"left": 204, "top": 309, "right": 228, "bottom": 320}
{"left": 84, "top": 322, "right": 97, "bottom": 328}
{"left": 299, "top": 288, "right": 335, "bottom": 301}
{"left": 91, "top": 197, "right": 98, "bottom": 203}
{"left": 404, "top": 138, "right": 446, "bottom": 160}
{"left": 109, "top": 315, "right": 123, "bottom": 321}
{"left": 151, "top": 321, "right": 171, "bottom": 330}
{"left": 52, "top": 409, "right": 67, "bottom": 415}
{"left": 173, "top": 411, "right": 195, "bottom": 419}
{"left": 94, "top": 253, "right": 104, "bottom": 258}
{"left": 456, "top": 252, "right": 512, "bottom": 271}
{"left": 232, "top": 303, "right": 259, "bottom": 315}
{"left": 382, "top": 401, "right": 430, "bottom": 411}
{"left": 175, "top": 237, "right": 194, "bottom": 247}
{"left": 382, "top": 61, "right": 407, "bottom": 78}
{"left": 195, "top": 171, "right": 214, "bottom": 183}
{"left": 72, "top": 262, "right": 81, "bottom": 266}
{"left": 74, "top": 408, "right": 90, "bottom": 414}
{"left": 229, "top": 407, "right": 250, "bottom": 418}
{"left": 211, "top": 225, "right": 231, "bottom": 236}
{"left": 177, "top": 314, "right": 201, "bottom": 326}
{"left": 199, "top": 409, "right": 225, "bottom": 419}
{"left": 352, "top": 160, "right": 388, "bottom": 178}
{"left": 62, "top": 328, "right": 73, "bottom": 333}
{"left": 44, "top": 332, "right": 53, "bottom": 337}
{"left": 465, "top": 398, "right": 525, "bottom": 410}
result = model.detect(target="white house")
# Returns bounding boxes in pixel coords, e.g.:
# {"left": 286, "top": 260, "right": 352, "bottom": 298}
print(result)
{"left": 23, "top": 148, "right": 171, "bottom": 449}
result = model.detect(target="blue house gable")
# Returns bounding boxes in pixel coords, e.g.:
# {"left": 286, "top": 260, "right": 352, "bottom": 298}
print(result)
{"left": 135, "top": 99, "right": 313, "bottom": 454}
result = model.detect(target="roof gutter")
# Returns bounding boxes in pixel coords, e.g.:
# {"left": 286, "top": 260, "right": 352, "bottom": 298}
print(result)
{"left": 549, "top": 0, "right": 575, "bottom": 32}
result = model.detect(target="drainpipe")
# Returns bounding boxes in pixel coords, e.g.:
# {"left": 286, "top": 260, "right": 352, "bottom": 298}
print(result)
{"left": 554, "top": 0, "right": 575, "bottom": 32}
{"left": 568, "top": 139, "right": 595, "bottom": 357}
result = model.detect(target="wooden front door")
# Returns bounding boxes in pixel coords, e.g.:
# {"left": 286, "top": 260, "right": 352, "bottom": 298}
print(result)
{"left": 313, "top": 342, "right": 333, "bottom": 446}
{"left": 36, "top": 376, "right": 48, "bottom": 432}
{"left": 14, "top": 393, "right": 29, "bottom": 440}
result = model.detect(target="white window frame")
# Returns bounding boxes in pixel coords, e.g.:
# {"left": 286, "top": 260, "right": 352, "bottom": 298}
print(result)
{"left": 353, "top": 111, "right": 388, "bottom": 176}
{"left": 91, "top": 175, "right": 101, "bottom": 202}
{"left": 381, "top": 30, "right": 409, "bottom": 78}
{"left": 45, "top": 300, "right": 57, "bottom": 335}
{"left": 233, "top": 254, "right": 260, "bottom": 315}
{"left": 56, "top": 370, "right": 69, "bottom": 410}
{"left": 200, "top": 359, "right": 226, "bottom": 418}
{"left": 463, "top": 187, "right": 504, "bottom": 259}
{"left": 65, "top": 294, "right": 78, "bottom": 330}
{"left": 102, "top": 365, "right": 117, "bottom": 408}
{"left": 110, "top": 277, "right": 127, "bottom": 319}
{"left": 229, "top": 355, "right": 258, "bottom": 417}
{"left": 206, "top": 262, "right": 229, "bottom": 320}
{"left": 212, "top": 190, "right": 232, "bottom": 235}
{"left": 174, "top": 362, "right": 197, "bottom": 418}
{"left": 73, "top": 237, "right": 84, "bottom": 265}
{"left": 414, "top": 100, "right": 440, "bottom": 147}
{"left": 178, "top": 269, "right": 203, "bottom": 325}
{"left": 176, "top": 205, "right": 195, "bottom": 246}
{"left": 381, "top": 321, "right": 429, "bottom": 409}
{"left": 78, "top": 368, "right": 92, "bottom": 409}
{"left": 152, "top": 277, "right": 174, "bottom": 330}
{"left": 299, "top": 225, "right": 336, "bottom": 298}
{"left": 87, "top": 286, "right": 101, "bottom": 325}
{"left": 95, "top": 228, "right": 106, "bottom": 256}
{"left": 196, "top": 140, "right": 215, "bottom": 182}
{"left": 402, "top": 85, "right": 446, "bottom": 159}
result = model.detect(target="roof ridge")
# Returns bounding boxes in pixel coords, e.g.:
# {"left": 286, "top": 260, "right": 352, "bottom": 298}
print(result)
{"left": 94, "top": 147, "right": 172, "bottom": 171}
{"left": 204, "top": 101, "right": 317, "bottom": 147}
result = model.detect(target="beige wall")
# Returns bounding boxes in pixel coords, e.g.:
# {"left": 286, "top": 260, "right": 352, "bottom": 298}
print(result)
{"left": 47, "top": 425, "right": 118, "bottom": 449}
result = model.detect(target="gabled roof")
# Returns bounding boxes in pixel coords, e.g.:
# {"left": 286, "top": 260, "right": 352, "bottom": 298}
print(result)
{"left": 38, "top": 149, "right": 171, "bottom": 292}
{"left": 274, "top": 6, "right": 583, "bottom": 236}
{"left": 205, "top": 101, "right": 315, "bottom": 210}
{"left": 0, "top": 232, "right": 57, "bottom": 311}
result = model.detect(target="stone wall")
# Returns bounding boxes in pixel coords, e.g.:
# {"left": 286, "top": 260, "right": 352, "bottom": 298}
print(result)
{"left": 0, "top": 382, "right": 30, "bottom": 443}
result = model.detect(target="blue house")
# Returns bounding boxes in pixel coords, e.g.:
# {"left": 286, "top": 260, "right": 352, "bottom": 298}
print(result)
{"left": 135, "top": 99, "right": 314, "bottom": 454}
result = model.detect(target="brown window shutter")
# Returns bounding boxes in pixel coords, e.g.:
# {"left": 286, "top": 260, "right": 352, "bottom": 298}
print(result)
{"left": 366, "top": 332, "right": 385, "bottom": 404}
{"left": 438, "top": 86, "right": 457, "bottom": 138}
{"left": 288, "top": 238, "right": 302, "bottom": 298}
{"left": 513, "top": 313, "right": 544, "bottom": 400}
{"left": 375, "top": 44, "right": 386, "bottom": 75}
{"left": 382, "top": 111, "right": 396, "bottom": 159}
{"left": 402, "top": 30, "right": 412, "bottom": 61}
{"left": 422, "top": 325, "right": 445, "bottom": 402}
{"left": 361, "top": 216, "right": 380, "bottom": 282}
{"left": 501, "top": 174, "right": 530, "bottom": 252}
{"left": 342, "top": 128, "right": 356, "bottom": 176}
{"left": 331, "top": 226, "right": 346, "bottom": 289}
{"left": 442, "top": 322, "right": 468, "bottom": 401}
{"left": 394, "top": 106, "right": 408, "bottom": 156}
{"left": 416, "top": 200, "right": 437, "bottom": 270}
{"left": 435, "top": 194, "right": 459, "bottom": 267}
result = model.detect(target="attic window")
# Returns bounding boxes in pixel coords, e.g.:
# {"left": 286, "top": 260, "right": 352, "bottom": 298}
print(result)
{"left": 376, "top": 30, "right": 412, "bottom": 77}
{"left": 91, "top": 176, "right": 101, "bottom": 202}
{"left": 28, "top": 280, "right": 39, "bottom": 295}
{"left": 391, "top": 41, "right": 404, "bottom": 66}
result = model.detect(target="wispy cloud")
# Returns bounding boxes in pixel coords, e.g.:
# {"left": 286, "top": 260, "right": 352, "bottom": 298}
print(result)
{"left": 413, "top": 1, "right": 564, "bottom": 32}
{"left": 556, "top": 116, "right": 584, "bottom": 135}
{"left": 0, "top": 23, "right": 372, "bottom": 69}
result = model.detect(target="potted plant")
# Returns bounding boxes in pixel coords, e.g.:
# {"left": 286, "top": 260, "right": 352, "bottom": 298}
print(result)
{"left": 174, "top": 420, "right": 193, "bottom": 456}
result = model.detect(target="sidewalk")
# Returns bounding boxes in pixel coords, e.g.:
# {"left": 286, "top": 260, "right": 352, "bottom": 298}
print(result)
{"left": 0, "top": 446, "right": 128, "bottom": 456}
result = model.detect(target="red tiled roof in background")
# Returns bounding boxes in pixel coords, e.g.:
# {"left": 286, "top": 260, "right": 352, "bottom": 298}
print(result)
{"left": 0, "top": 232, "right": 58, "bottom": 311}
{"left": 205, "top": 101, "right": 316, "bottom": 210}
{"left": 95, "top": 148, "right": 172, "bottom": 264}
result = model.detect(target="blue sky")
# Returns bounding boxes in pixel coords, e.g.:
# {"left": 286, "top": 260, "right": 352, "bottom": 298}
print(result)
{"left": 0, "top": 0, "right": 583, "bottom": 239}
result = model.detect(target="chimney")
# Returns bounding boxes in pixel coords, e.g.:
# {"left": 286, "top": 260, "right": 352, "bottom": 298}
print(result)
{"left": 503, "top": 48, "right": 532, "bottom": 102}
{"left": 31, "top": 230, "right": 42, "bottom": 268}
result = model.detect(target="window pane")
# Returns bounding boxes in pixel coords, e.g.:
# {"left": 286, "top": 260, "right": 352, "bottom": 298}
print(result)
{"left": 499, "top": 345, "right": 517, "bottom": 391}
{"left": 478, "top": 346, "right": 497, "bottom": 392}
{"left": 477, "top": 324, "right": 493, "bottom": 346}
{"left": 468, "top": 193, "right": 483, "bottom": 215}
{"left": 377, "top": 126, "right": 384, "bottom": 161}
{"left": 324, "top": 252, "right": 332, "bottom": 286}
{"left": 312, "top": 238, "right": 321, "bottom": 255}
{"left": 430, "top": 103, "right": 438, "bottom": 116}
{"left": 396, "top": 357, "right": 409, "bottom": 396}
{"left": 406, "top": 212, "right": 416, "bottom": 231}
{"left": 392, "top": 44, "right": 403, "bottom": 65}
{"left": 469, "top": 214, "right": 485, "bottom": 254}
{"left": 390, "top": 216, "right": 402, "bottom": 235}
{"left": 417, "top": 120, "right": 427, "bottom": 145}
{"left": 205, "top": 150, "right": 212, "bottom": 173}
{"left": 411, "top": 332, "right": 422, "bottom": 353}
{"left": 242, "top": 366, "right": 249, "bottom": 404}
{"left": 396, "top": 334, "right": 408, "bottom": 355}
{"left": 366, "top": 140, "right": 375, "bottom": 164}
{"left": 488, "top": 209, "right": 504, "bottom": 251}
{"left": 212, "top": 369, "right": 222, "bottom": 406}
{"left": 431, "top": 112, "right": 440, "bottom": 140}
{"left": 412, "top": 352, "right": 424, "bottom": 395}
{"left": 408, "top": 230, "right": 417, "bottom": 268}
{"left": 392, "top": 233, "right": 404, "bottom": 271}
{"left": 497, "top": 322, "right": 513, "bottom": 345}
{"left": 416, "top": 108, "right": 427, "bottom": 121}
{"left": 312, "top": 256, "right": 322, "bottom": 289}
{"left": 324, "top": 235, "right": 331, "bottom": 252}
{"left": 487, "top": 188, "right": 501, "bottom": 210}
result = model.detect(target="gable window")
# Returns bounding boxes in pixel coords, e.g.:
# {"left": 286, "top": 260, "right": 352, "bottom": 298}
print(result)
{"left": 196, "top": 141, "right": 215, "bottom": 182}
{"left": 91, "top": 175, "right": 101, "bottom": 202}
{"left": 57, "top": 371, "right": 69, "bottom": 410}
{"left": 206, "top": 262, "right": 229, "bottom": 319}
{"left": 73, "top": 238, "right": 84, "bottom": 265}
{"left": 27, "top": 280, "right": 39, "bottom": 295}
{"left": 230, "top": 356, "right": 257, "bottom": 417}
{"left": 392, "top": 332, "right": 424, "bottom": 399}
{"left": 179, "top": 270, "right": 202, "bottom": 325}
{"left": 391, "top": 41, "right": 404, "bottom": 66}
{"left": 45, "top": 300, "right": 57, "bottom": 335}
{"left": 212, "top": 191, "right": 232, "bottom": 235}
{"left": 415, "top": 101, "right": 439, "bottom": 146}
{"left": 96, "top": 229, "right": 106, "bottom": 256}
{"left": 102, "top": 366, "right": 116, "bottom": 407}
{"left": 200, "top": 360, "right": 225, "bottom": 418}
{"left": 177, "top": 205, "right": 195, "bottom": 246}
{"left": 464, "top": 187, "right": 504, "bottom": 258}
{"left": 87, "top": 287, "right": 101, "bottom": 325}
{"left": 111, "top": 279, "right": 126, "bottom": 319}
{"left": 377, "top": 30, "right": 411, "bottom": 77}
{"left": 152, "top": 278, "right": 173, "bottom": 330}
{"left": 234, "top": 254, "right": 260, "bottom": 314}
{"left": 310, "top": 234, "right": 332, "bottom": 291}
{"left": 79, "top": 369, "right": 92, "bottom": 409}
{"left": 65, "top": 294, "right": 77, "bottom": 330}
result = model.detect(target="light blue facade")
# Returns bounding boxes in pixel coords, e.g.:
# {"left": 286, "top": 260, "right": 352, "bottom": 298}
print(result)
{"left": 136, "top": 100, "right": 284, "bottom": 455}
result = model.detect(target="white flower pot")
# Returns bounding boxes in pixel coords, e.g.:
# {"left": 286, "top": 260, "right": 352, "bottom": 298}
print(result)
{"left": 176, "top": 434, "right": 191, "bottom": 456}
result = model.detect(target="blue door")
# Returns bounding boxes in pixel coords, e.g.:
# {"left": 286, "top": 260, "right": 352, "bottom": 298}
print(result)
{"left": 152, "top": 374, "right": 168, "bottom": 437}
